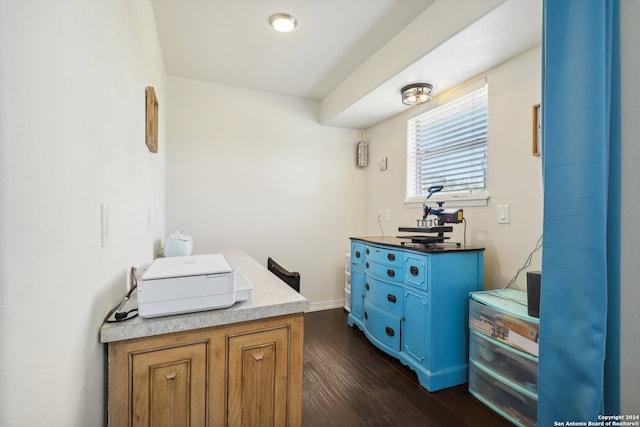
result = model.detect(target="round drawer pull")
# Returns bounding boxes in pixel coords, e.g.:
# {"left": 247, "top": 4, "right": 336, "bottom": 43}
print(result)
{"left": 387, "top": 253, "right": 395, "bottom": 261}
{"left": 385, "top": 327, "right": 395, "bottom": 337}
{"left": 366, "top": 248, "right": 370, "bottom": 255}
{"left": 366, "top": 262, "right": 369, "bottom": 269}
{"left": 364, "top": 311, "right": 368, "bottom": 320}
{"left": 355, "top": 251, "right": 361, "bottom": 258}
{"left": 387, "top": 269, "right": 395, "bottom": 277}
{"left": 365, "top": 283, "right": 370, "bottom": 291}
{"left": 387, "top": 294, "right": 396, "bottom": 303}
{"left": 410, "top": 266, "right": 419, "bottom": 276}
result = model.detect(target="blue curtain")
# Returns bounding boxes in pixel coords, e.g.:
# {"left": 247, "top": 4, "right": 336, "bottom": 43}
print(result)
{"left": 539, "top": 0, "right": 621, "bottom": 424}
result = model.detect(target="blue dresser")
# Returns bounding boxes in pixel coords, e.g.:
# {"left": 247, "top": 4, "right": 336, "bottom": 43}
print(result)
{"left": 348, "top": 236, "right": 484, "bottom": 392}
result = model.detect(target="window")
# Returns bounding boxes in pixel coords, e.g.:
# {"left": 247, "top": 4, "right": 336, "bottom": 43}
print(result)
{"left": 406, "top": 85, "right": 488, "bottom": 205}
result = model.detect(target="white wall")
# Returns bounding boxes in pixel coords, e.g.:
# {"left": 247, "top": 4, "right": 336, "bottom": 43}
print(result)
{"left": 620, "top": 0, "right": 640, "bottom": 413}
{"left": 165, "top": 77, "right": 365, "bottom": 308}
{"left": 0, "top": 0, "right": 636, "bottom": 421}
{"left": 363, "top": 46, "right": 543, "bottom": 291}
{"left": 0, "top": 1, "right": 166, "bottom": 425}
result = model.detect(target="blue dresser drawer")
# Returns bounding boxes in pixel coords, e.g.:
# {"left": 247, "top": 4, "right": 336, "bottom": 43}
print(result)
{"left": 366, "top": 260, "right": 403, "bottom": 282}
{"left": 364, "top": 301, "right": 401, "bottom": 351}
{"left": 365, "top": 276, "right": 403, "bottom": 317}
{"left": 366, "top": 245, "right": 403, "bottom": 266}
{"left": 404, "top": 254, "right": 427, "bottom": 291}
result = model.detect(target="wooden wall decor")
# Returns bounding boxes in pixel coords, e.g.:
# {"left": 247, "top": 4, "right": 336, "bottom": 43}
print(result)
{"left": 532, "top": 103, "right": 541, "bottom": 156}
{"left": 146, "top": 86, "right": 159, "bottom": 153}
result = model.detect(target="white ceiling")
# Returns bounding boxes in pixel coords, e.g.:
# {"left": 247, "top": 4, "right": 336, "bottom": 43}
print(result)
{"left": 151, "top": 0, "right": 542, "bottom": 129}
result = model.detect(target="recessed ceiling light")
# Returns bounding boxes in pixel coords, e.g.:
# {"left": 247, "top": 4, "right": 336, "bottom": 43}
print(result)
{"left": 269, "top": 13, "right": 297, "bottom": 33}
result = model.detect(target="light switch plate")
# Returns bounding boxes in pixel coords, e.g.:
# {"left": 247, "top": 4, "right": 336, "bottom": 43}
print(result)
{"left": 101, "top": 204, "right": 111, "bottom": 247}
{"left": 497, "top": 204, "right": 510, "bottom": 224}
{"left": 379, "top": 157, "right": 387, "bottom": 171}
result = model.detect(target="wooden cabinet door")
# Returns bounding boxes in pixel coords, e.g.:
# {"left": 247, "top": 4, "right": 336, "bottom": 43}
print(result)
{"left": 227, "top": 326, "right": 290, "bottom": 427}
{"left": 131, "top": 342, "right": 207, "bottom": 427}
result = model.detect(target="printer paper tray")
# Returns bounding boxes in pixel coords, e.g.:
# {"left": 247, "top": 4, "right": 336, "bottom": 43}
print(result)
{"left": 139, "top": 293, "right": 236, "bottom": 318}
{"left": 137, "top": 272, "right": 254, "bottom": 319}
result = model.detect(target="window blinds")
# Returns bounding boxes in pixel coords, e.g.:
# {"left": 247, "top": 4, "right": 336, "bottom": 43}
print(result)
{"left": 406, "top": 86, "right": 488, "bottom": 200}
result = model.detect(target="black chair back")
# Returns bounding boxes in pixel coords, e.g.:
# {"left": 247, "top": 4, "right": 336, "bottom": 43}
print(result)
{"left": 267, "top": 257, "right": 300, "bottom": 293}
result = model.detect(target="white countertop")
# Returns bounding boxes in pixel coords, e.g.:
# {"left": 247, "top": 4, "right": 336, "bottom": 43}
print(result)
{"left": 99, "top": 248, "right": 309, "bottom": 343}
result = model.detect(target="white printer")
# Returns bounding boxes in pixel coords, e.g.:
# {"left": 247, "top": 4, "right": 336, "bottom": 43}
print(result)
{"left": 137, "top": 254, "right": 253, "bottom": 318}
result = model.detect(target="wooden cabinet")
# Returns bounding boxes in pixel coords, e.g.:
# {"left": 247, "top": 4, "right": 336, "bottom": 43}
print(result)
{"left": 107, "top": 313, "right": 304, "bottom": 427}
{"left": 348, "top": 238, "right": 484, "bottom": 392}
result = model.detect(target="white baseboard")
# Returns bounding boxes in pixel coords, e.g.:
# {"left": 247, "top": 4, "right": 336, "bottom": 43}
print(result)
{"left": 306, "top": 299, "right": 345, "bottom": 312}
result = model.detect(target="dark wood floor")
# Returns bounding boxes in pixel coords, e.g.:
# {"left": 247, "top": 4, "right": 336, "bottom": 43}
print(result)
{"left": 301, "top": 308, "right": 512, "bottom": 427}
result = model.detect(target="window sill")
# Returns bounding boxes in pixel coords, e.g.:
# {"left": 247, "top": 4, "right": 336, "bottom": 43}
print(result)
{"left": 404, "top": 192, "right": 490, "bottom": 209}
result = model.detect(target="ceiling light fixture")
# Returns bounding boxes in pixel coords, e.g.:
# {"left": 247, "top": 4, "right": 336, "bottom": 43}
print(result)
{"left": 269, "top": 13, "right": 297, "bottom": 33}
{"left": 401, "top": 83, "right": 433, "bottom": 105}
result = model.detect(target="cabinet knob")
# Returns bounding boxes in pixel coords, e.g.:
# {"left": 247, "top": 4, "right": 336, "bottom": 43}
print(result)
{"left": 387, "top": 253, "right": 395, "bottom": 261}
{"left": 165, "top": 372, "right": 178, "bottom": 380}
{"left": 387, "top": 269, "right": 395, "bottom": 277}
{"left": 365, "top": 283, "right": 370, "bottom": 291}
{"left": 364, "top": 311, "right": 368, "bottom": 320}
{"left": 387, "top": 294, "right": 396, "bottom": 303}
{"left": 366, "top": 262, "right": 369, "bottom": 269}
{"left": 366, "top": 248, "right": 370, "bottom": 255}
{"left": 410, "top": 266, "right": 419, "bottom": 276}
{"left": 355, "top": 251, "right": 361, "bottom": 258}
{"left": 385, "top": 327, "right": 395, "bottom": 337}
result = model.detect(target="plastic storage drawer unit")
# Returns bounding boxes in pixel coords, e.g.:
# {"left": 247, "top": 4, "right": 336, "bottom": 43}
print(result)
{"left": 468, "top": 289, "right": 539, "bottom": 427}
